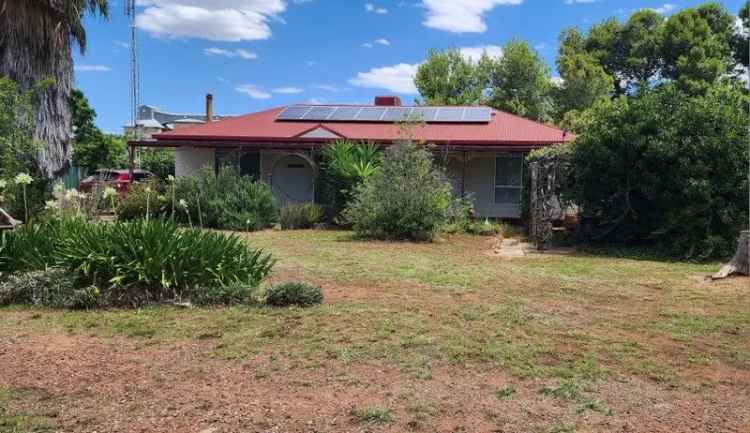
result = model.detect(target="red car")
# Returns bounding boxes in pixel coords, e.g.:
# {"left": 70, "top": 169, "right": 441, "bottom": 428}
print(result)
{"left": 79, "top": 169, "right": 154, "bottom": 194}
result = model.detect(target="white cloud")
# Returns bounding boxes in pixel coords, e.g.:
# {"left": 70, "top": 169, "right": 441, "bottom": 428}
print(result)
{"left": 349, "top": 63, "right": 420, "bottom": 94}
{"left": 564, "top": 0, "right": 596, "bottom": 4}
{"left": 313, "top": 84, "right": 340, "bottom": 92}
{"left": 349, "top": 45, "right": 504, "bottom": 94}
{"left": 136, "top": 0, "right": 286, "bottom": 41}
{"left": 235, "top": 84, "right": 272, "bottom": 99}
{"left": 459, "top": 45, "right": 503, "bottom": 62}
{"left": 362, "top": 38, "right": 391, "bottom": 48}
{"left": 365, "top": 2, "right": 388, "bottom": 14}
{"left": 422, "top": 0, "right": 523, "bottom": 33}
{"left": 273, "top": 86, "right": 304, "bottom": 94}
{"left": 204, "top": 47, "right": 258, "bottom": 59}
{"left": 75, "top": 64, "right": 112, "bottom": 72}
{"left": 648, "top": 3, "right": 676, "bottom": 14}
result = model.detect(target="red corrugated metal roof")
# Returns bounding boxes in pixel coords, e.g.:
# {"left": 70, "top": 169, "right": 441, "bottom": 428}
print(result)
{"left": 151, "top": 105, "right": 575, "bottom": 147}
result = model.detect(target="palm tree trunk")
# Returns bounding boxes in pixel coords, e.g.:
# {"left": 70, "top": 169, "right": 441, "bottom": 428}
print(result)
{"left": 0, "top": 1, "right": 74, "bottom": 179}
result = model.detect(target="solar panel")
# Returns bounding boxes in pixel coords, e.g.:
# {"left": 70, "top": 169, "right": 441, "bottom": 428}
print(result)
{"left": 276, "top": 105, "right": 491, "bottom": 123}
{"left": 436, "top": 107, "right": 465, "bottom": 122}
{"left": 356, "top": 107, "right": 387, "bottom": 121}
{"left": 302, "top": 106, "right": 336, "bottom": 120}
{"left": 277, "top": 106, "right": 313, "bottom": 120}
{"left": 410, "top": 107, "right": 439, "bottom": 122}
{"left": 328, "top": 106, "right": 362, "bottom": 121}
{"left": 381, "top": 107, "right": 414, "bottom": 122}
{"left": 462, "top": 107, "right": 492, "bottom": 122}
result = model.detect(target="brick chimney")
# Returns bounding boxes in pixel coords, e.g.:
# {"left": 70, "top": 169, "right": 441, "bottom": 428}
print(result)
{"left": 206, "top": 93, "right": 214, "bottom": 123}
{"left": 374, "top": 96, "right": 401, "bottom": 106}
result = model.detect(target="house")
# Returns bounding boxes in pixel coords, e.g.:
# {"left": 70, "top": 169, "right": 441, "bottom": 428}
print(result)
{"left": 129, "top": 95, "right": 573, "bottom": 219}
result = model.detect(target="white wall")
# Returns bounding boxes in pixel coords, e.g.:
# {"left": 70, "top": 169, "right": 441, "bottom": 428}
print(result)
{"left": 175, "top": 148, "right": 216, "bottom": 177}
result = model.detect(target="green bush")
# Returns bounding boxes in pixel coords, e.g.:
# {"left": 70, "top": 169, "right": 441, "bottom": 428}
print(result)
{"left": 265, "top": 282, "right": 323, "bottom": 307}
{"left": 0, "top": 268, "right": 96, "bottom": 309}
{"left": 188, "top": 283, "right": 257, "bottom": 306}
{"left": 55, "top": 219, "right": 274, "bottom": 306}
{"left": 320, "top": 140, "right": 382, "bottom": 221}
{"left": 0, "top": 220, "right": 64, "bottom": 274}
{"left": 570, "top": 83, "right": 749, "bottom": 258}
{"left": 139, "top": 149, "right": 175, "bottom": 181}
{"left": 117, "top": 181, "right": 168, "bottom": 221}
{"left": 173, "top": 167, "right": 278, "bottom": 231}
{"left": 280, "top": 203, "right": 324, "bottom": 230}
{"left": 344, "top": 142, "right": 457, "bottom": 241}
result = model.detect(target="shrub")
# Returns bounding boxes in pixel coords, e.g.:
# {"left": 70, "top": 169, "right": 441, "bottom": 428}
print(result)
{"left": 570, "top": 83, "right": 749, "bottom": 258}
{"left": 0, "top": 268, "right": 94, "bottom": 309}
{"left": 265, "top": 282, "right": 323, "bottom": 307}
{"left": 320, "top": 140, "right": 382, "bottom": 221}
{"left": 0, "top": 220, "right": 63, "bottom": 274}
{"left": 188, "top": 283, "right": 257, "bottom": 306}
{"left": 344, "top": 142, "right": 456, "bottom": 241}
{"left": 280, "top": 203, "right": 324, "bottom": 230}
{"left": 55, "top": 219, "right": 274, "bottom": 306}
{"left": 117, "top": 181, "right": 168, "bottom": 221}
{"left": 173, "top": 167, "right": 278, "bottom": 231}
{"left": 139, "top": 149, "right": 175, "bottom": 181}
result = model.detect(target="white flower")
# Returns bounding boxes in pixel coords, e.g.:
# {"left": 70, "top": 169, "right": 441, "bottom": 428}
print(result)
{"left": 0, "top": 180, "right": 6, "bottom": 189}
{"left": 14, "top": 173, "right": 33, "bottom": 185}
{"left": 103, "top": 187, "right": 118, "bottom": 199}
{"left": 167, "top": 175, "right": 175, "bottom": 183}
{"left": 179, "top": 199, "right": 188, "bottom": 209}
{"left": 144, "top": 186, "right": 153, "bottom": 194}
{"left": 53, "top": 182, "right": 65, "bottom": 197}
{"left": 45, "top": 200, "right": 60, "bottom": 210}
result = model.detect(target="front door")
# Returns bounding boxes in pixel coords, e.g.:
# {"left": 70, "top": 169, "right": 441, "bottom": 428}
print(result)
{"left": 271, "top": 154, "right": 315, "bottom": 204}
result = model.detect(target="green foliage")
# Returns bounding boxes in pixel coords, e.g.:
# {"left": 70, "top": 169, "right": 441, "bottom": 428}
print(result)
{"left": 188, "top": 283, "right": 257, "bottom": 306}
{"left": 53, "top": 219, "right": 274, "bottom": 305}
{"left": 71, "top": 89, "right": 127, "bottom": 170}
{"left": 350, "top": 407, "right": 393, "bottom": 424}
{"left": 0, "top": 220, "right": 63, "bottom": 274}
{"left": 321, "top": 140, "right": 382, "bottom": 220}
{"left": 280, "top": 203, "right": 324, "bottom": 230}
{"left": 569, "top": 82, "right": 749, "bottom": 258}
{"left": 172, "top": 167, "right": 278, "bottom": 231}
{"left": 139, "top": 149, "right": 175, "bottom": 181}
{"left": 344, "top": 142, "right": 456, "bottom": 241}
{"left": 415, "top": 49, "right": 490, "bottom": 105}
{"left": 265, "top": 282, "right": 323, "bottom": 307}
{"left": 495, "top": 385, "right": 516, "bottom": 399}
{"left": 733, "top": 2, "right": 749, "bottom": 67}
{"left": 0, "top": 268, "right": 96, "bottom": 309}
{"left": 0, "top": 78, "right": 39, "bottom": 178}
{"left": 117, "top": 181, "right": 167, "bottom": 221}
{"left": 487, "top": 39, "right": 554, "bottom": 122}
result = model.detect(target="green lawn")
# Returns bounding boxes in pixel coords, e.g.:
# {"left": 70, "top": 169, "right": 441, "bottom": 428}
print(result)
{"left": 1, "top": 230, "right": 748, "bottom": 432}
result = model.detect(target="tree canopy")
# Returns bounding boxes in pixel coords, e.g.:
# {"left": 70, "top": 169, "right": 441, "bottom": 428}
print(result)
{"left": 70, "top": 89, "right": 126, "bottom": 171}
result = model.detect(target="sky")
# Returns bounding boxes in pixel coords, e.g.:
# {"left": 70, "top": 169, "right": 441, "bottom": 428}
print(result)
{"left": 73, "top": 0, "right": 747, "bottom": 133}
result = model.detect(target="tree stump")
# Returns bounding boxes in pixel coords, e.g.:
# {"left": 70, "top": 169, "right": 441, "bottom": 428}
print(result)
{"left": 712, "top": 231, "right": 749, "bottom": 279}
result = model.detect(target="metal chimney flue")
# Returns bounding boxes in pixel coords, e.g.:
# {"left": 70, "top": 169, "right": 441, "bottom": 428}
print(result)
{"left": 206, "top": 93, "right": 214, "bottom": 123}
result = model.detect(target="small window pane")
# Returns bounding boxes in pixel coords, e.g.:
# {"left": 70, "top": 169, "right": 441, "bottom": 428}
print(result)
{"left": 495, "top": 187, "right": 521, "bottom": 204}
{"left": 495, "top": 156, "right": 522, "bottom": 187}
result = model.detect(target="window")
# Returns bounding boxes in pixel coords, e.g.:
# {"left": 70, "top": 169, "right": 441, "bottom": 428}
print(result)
{"left": 494, "top": 155, "right": 523, "bottom": 204}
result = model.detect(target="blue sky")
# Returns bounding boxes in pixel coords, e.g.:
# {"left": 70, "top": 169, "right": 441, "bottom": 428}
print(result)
{"left": 74, "top": 0, "right": 746, "bottom": 133}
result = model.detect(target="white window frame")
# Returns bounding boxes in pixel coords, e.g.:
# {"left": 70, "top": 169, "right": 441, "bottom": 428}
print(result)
{"left": 493, "top": 153, "right": 524, "bottom": 205}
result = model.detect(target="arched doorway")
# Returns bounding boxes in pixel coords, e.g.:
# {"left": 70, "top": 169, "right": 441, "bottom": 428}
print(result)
{"left": 271, "top": 154, "right": 316, "bottom": 204}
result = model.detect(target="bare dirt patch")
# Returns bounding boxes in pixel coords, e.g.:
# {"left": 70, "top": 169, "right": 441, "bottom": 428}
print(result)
{"left": 2, "top": 332, "right": 749, "bottom": 433}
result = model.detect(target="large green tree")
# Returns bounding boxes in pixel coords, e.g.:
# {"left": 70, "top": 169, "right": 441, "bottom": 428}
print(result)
{"left": 415, "top": 49, "right": 490, "bottom": 106}
{"left": 732, "top": 2, "right": 749, "bottom": 68}
{"left": 661, "top": 3, "right": 738, "bottom": 93}
{"left": 487, "top": 40, "right": 554, "bottom": 122}
{"left": 71, "top": 89, "right": 125, "bottom": 170}
{"left": 0, "top": 1, "right": 109, "bottom": 178}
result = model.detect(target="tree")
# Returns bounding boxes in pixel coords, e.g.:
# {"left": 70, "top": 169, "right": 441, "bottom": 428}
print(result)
{"left": 415, "top": 49, "right": 488, "bottom": 106}
{"left": 554, "top": 29, "right": 613, "bottom": 119}
{"left": 570, "top": 82, "right": 749, "bottom": 258}
{"left": 487, "top": 40, "right": 554, "bottom": 122}
{"left": 71, "top": 89, "right": 126, "bottom": 170}
{"left": 0, "top": 1, "right": 109, "bottom": 179}
{"left": 732, "top": 2, "right": 749, "bottom": 68}
{"left": 661, "top": 3, "right": 737, "bottom": 94}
